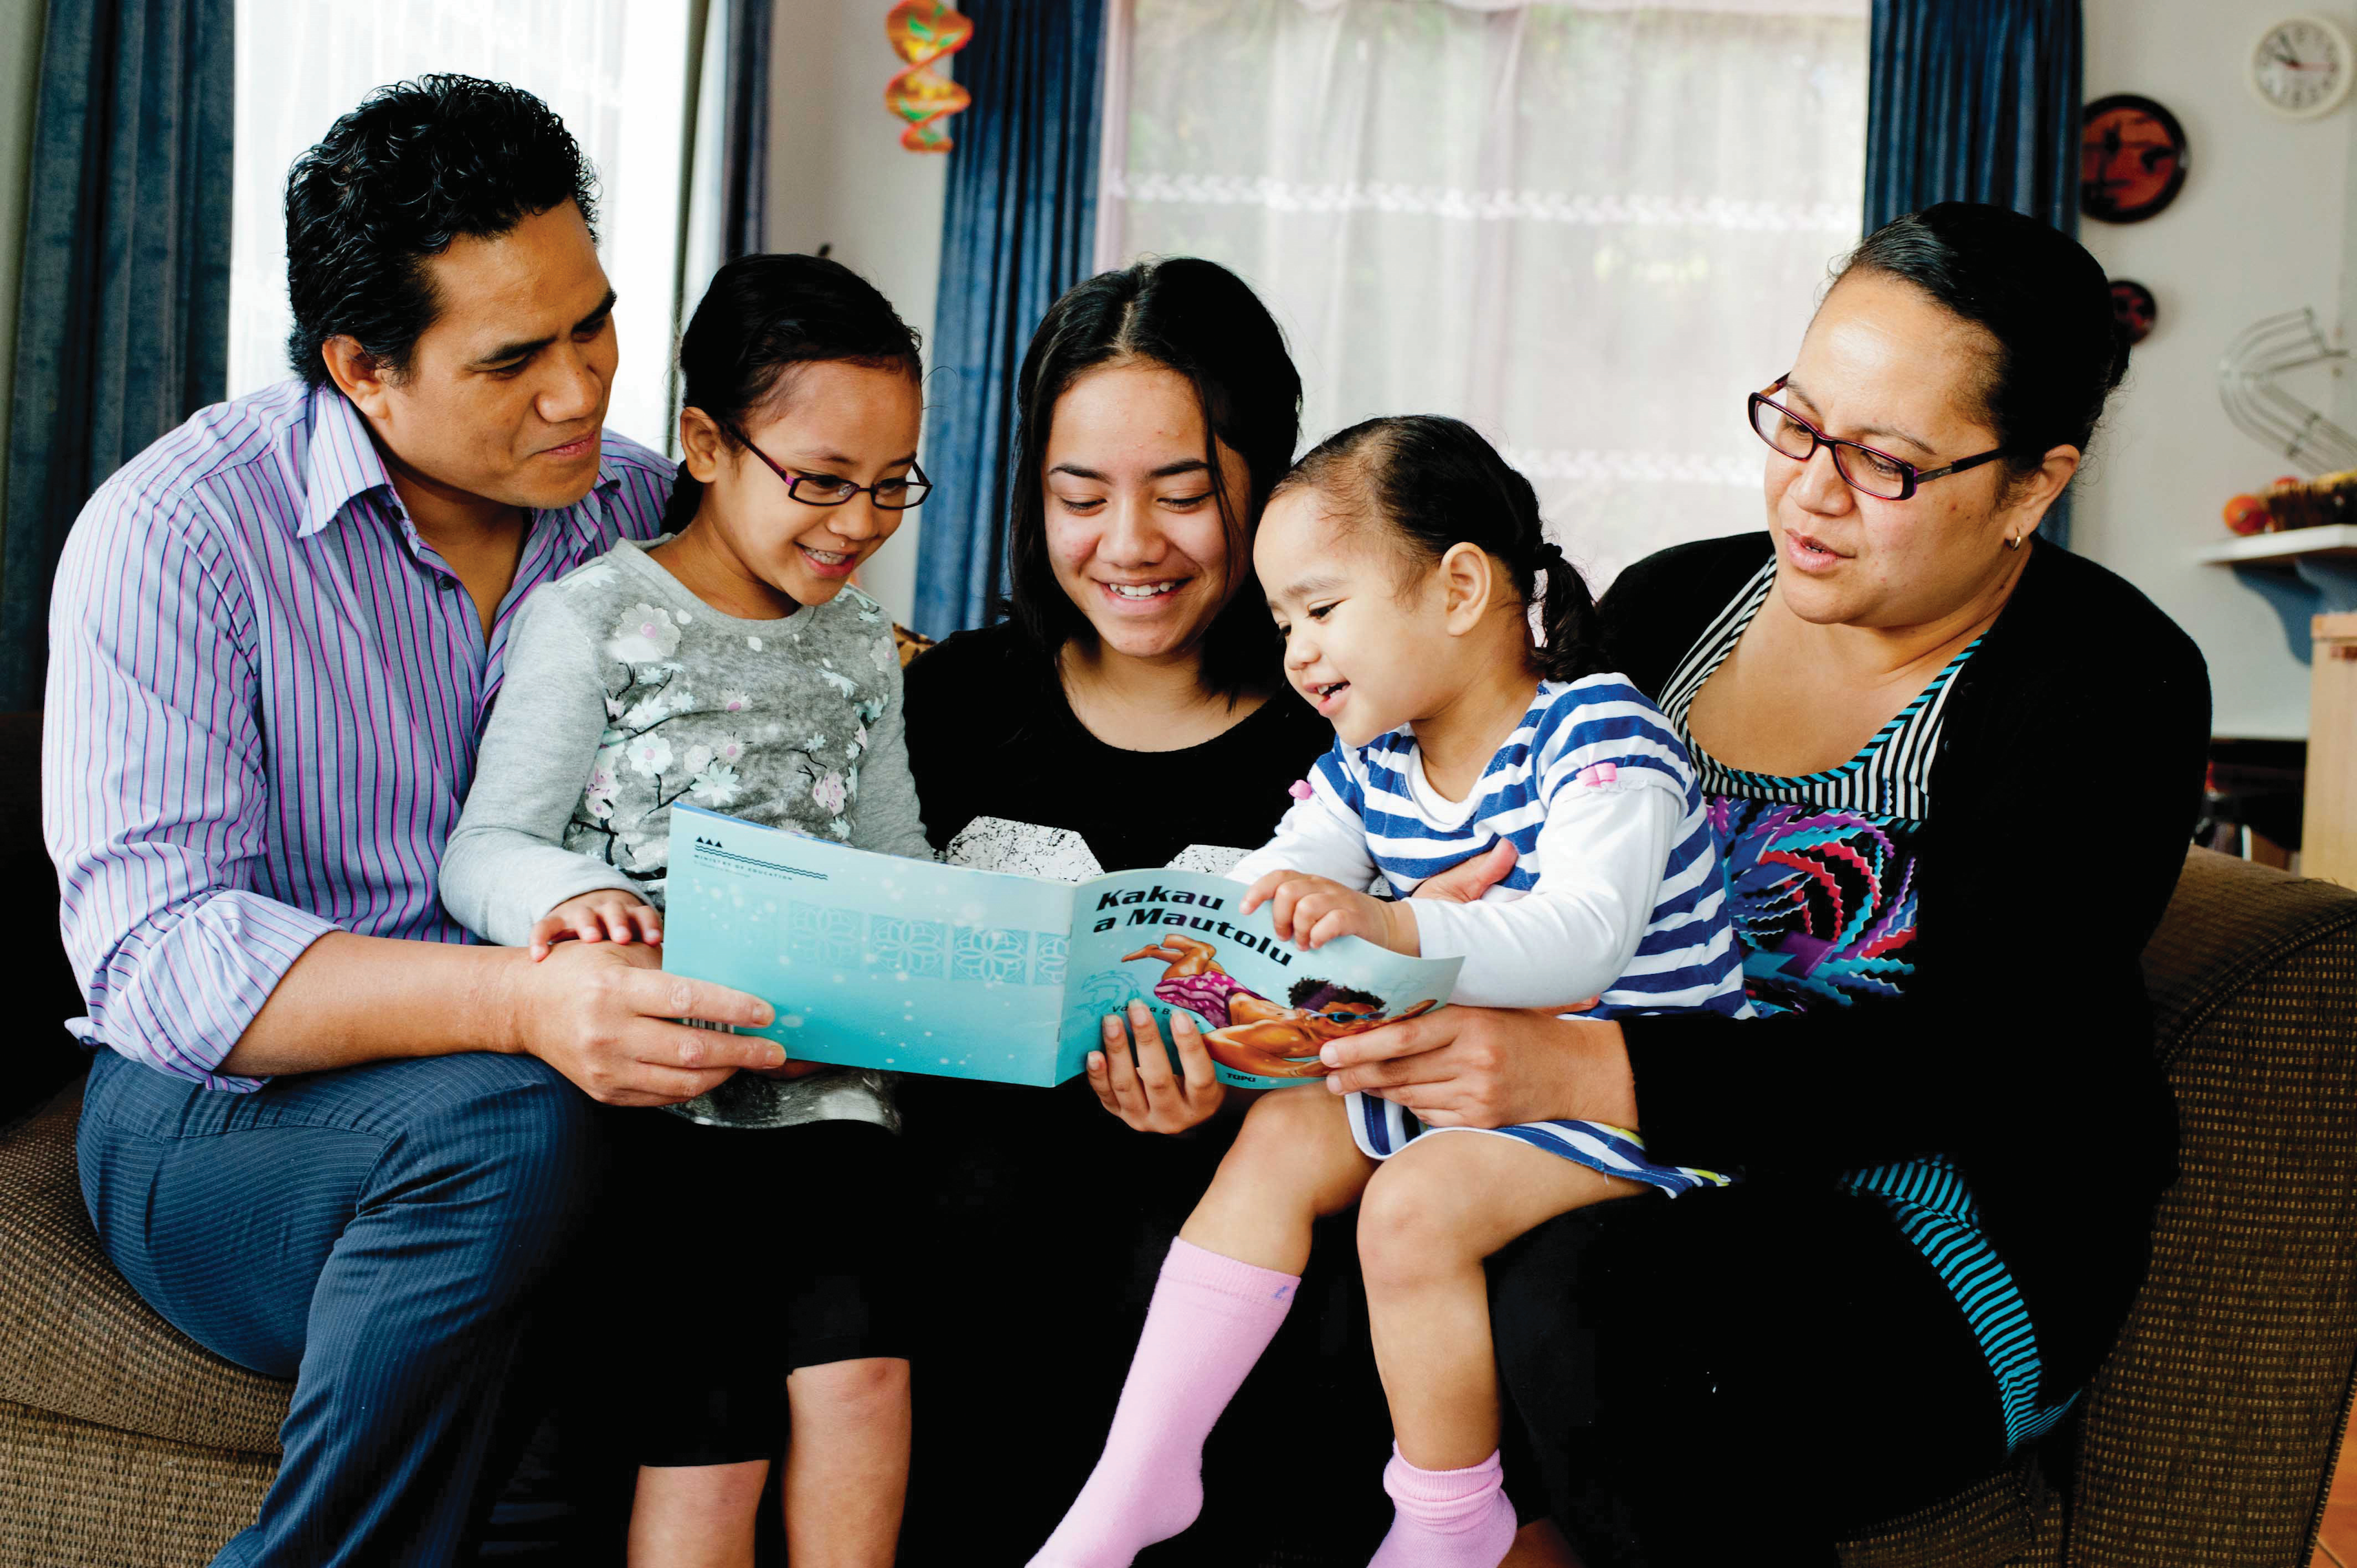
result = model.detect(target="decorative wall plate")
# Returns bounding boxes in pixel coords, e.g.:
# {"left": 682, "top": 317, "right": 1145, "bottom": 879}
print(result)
{"left": 2081, "top": 95, "right": 2190, "bottom": 223}
{"left": 2109, "top": 279, "right": 2158, "bottom": 345}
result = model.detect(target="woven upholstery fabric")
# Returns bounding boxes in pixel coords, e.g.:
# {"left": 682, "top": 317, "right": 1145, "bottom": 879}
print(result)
{"left": 0, "top": 1399, "right": 273, "bottom": 1567}
{"left": 2071, "top": 851, "right": 2357, "bottom": 1565}
{"left": 891, "top": 620, "right": 936, "bottom": 669}
{"left": 1832, "top": 849, "right": 2357, "bottom": 1568}
{"left": 0, "top": 1083, "right": 291, "bottom": 1454}
{"left": 1838, "top": 1459, "right": 2062, "bottom": 1568}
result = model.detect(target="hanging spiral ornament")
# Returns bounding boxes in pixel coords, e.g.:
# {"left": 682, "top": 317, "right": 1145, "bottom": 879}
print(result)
{"left": 884, "top": 1, "right": 973, "bottom": 153}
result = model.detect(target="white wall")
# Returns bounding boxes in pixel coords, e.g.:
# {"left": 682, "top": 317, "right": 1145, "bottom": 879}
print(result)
{"left": 0, "top": 0, "right": 48, "bottom": 542}
{"left": 765, "top": 0, "right": 952, "bottom": 624}
{"left": 2075, "top": 0, "right": 2352, "bottom": 741}
{"left": 752, "top": 0, "right": 2357, "bottom": 707}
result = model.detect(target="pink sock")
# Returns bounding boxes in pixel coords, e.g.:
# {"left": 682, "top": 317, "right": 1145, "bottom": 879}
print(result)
{"left": 1029, "top": 1238, "right": 1299, "bottom": 1567}
{"left": 1367, "top": 1446, "right": 1519, "bottom": 1568}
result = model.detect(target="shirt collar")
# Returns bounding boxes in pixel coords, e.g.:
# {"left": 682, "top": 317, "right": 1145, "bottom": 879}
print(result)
{"left": 297, "top": 384, "right": 396, "bottom": 538}
{"left": 297, "top": 381, "right": 631, "bottom": 540}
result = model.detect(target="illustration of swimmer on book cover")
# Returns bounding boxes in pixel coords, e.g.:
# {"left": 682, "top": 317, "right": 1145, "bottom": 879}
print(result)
{"left": 661, "top": 804, "right": 1462, "bottom": 1089}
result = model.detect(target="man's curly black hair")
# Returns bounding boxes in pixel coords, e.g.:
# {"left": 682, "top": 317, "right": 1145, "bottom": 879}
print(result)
{"left": 283, "top": 75, "right": 600, "bottom": 387}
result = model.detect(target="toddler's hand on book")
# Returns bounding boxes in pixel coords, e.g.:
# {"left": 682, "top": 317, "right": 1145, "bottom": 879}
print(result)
{"left": 531, "top": 891, "right": 663, "bottom": 961}
{"left": 1242, "top": 870, "right": 1417, "bottom": 955}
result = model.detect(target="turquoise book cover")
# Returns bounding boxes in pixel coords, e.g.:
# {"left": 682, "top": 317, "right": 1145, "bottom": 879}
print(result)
{"left": 661, "top": 805, "right": 1464, "bottom": 1088}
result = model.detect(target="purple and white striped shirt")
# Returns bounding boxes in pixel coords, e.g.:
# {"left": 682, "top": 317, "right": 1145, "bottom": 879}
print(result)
{"left": 43, "top": 379, "right": 673, "bottom": 1090}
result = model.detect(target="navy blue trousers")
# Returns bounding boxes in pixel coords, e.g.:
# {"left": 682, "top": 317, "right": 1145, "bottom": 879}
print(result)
{"left": 77, "top": 1046, "right": 604, "bottom": 1568}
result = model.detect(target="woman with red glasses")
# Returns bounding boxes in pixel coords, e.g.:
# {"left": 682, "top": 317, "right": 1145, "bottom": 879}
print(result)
{"left": 1314, "top": 203, "right": 2210, "bottom": 1566}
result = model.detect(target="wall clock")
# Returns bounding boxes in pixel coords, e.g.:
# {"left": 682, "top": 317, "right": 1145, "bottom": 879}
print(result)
{"left": 2250, "top": 16, "right": 2354, "bottom": 118}
{"left": 2081, "top": 95, "right": 2190, "bottom": 224}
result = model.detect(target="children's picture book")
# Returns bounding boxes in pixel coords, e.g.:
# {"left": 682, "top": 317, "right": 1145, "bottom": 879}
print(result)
{"left": 661, "top": 804, "right": 1464, "bottom": 1088}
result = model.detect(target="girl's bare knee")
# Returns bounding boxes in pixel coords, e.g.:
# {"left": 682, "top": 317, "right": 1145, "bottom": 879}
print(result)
{"left": 1358, "top": 1152, "right": 1482, "bottom": 1289}
{"left": 791, "top": 1356, "right": 911, "bottom": 1419}
{"left": 636, "top": 1457, "right": 769, "bottom": 1510}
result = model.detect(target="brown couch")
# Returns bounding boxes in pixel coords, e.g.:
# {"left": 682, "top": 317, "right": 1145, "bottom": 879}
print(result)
{"left": 3, "top": 701, "right": 2354, "bottom": 1564}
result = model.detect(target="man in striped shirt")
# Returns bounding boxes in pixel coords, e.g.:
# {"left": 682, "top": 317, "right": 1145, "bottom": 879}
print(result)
{"left": 42, "top": 78, "right": 774, "bottom": 1566}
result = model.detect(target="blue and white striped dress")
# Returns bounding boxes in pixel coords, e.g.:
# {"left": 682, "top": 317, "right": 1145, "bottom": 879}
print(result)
{"left": 1232, "top": 675, "right": 1749, "bottom": 1195}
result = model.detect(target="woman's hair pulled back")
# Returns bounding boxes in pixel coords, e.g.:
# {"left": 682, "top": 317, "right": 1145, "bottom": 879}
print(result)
{"left": 1835, "top": 202, "right": 2128, "bottom": 483}
{"left": 1275, "top": 416, "right": 1605, "bottom": 683}
{"left": 663, "top": 252, "right": 923, "bottom": 532}
{"left": 1004, "top": 257, "right": 1303, "bottom": 699}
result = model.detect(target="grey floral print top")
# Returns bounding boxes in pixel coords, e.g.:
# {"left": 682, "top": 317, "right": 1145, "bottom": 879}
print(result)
{"left": 441, "top": 535, "right": 932, "bottom": 1130}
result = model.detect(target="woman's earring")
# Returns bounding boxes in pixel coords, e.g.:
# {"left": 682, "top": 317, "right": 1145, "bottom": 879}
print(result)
{"left": 2004, "top": 533, "right": 2025, "bottom": 551}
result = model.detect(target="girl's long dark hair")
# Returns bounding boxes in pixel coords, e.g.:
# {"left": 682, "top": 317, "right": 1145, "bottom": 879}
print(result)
{"left": 1002, "top": 257, "right": 1303, "bottom": 700}
{"left": 1274, "top": 416, "right": 1606, "bottom": 684}
{"left": 661, "top": 252, "right": 923, "bottom": 534}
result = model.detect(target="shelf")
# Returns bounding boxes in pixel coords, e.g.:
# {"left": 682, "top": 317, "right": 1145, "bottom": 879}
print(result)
{"left": 2199, "top": 524, "right": 2357, "bottom": 564}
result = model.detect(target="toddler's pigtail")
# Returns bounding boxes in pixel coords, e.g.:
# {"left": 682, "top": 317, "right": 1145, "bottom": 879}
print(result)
{"left": 1531, "top": 538, "right": 1606, "bottom": 683}
{"left": 1485, "top": 451, "right": 1604, "bottom": 684}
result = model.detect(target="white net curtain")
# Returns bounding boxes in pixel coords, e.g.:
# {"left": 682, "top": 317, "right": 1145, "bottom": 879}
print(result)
{"left": 1098, "top": 0, "right": 1869, "bottom": 588}
{"left": 228, "top": 0, "right": 698, "bottom": 452}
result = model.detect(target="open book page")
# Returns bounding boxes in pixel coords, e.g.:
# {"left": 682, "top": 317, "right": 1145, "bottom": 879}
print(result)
{"left": 1069, "top": 869, "right": 1461, "bottom": 1088}
{"left": 663, "top": 807, "right": 1462, "bottom": 1088}
{"left": 665, "top": 806, "right": 1082, "bottom": 1084}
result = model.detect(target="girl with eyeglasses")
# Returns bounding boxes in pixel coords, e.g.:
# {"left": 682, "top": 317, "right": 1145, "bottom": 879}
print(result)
{"left": 440, "top": 251, "right": 934, "bottom": 1568}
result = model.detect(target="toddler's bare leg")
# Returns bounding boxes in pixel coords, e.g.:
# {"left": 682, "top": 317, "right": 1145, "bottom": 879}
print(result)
{"left": 628, "top": 1459, "right": 766, "bottom": 1568}
{"left": 1359, "top": 1134, "right": 1641, "bottom": 1471}
{"left": 782, "top": 1357, "right": 911, "bottom": 1567}
{"left": 1182, "top": 1085, "right": 1377, "bottom": 1273}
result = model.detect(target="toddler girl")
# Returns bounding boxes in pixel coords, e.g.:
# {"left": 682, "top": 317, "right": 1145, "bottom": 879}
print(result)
{"left": 440, "top": 253, "right": 931, "bottom": 1568}
{"left": 1032, "top": 416, "right": 1749, "bottom": 1568}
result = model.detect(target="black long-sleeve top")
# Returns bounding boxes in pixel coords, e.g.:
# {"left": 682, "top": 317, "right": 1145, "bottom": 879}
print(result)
{"left": 1599, "top": 532, "right": 2210, "bottom": 1392}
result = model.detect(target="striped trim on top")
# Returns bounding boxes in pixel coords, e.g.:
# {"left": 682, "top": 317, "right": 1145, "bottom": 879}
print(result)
{"left": 1841, "top": 1156, "right": 2078, "bottom": 1452}
{"left": 1656, "top": 560, "right": 1979, "bottom": 823}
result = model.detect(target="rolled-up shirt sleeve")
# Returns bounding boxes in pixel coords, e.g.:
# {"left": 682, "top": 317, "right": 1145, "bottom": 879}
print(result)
{"left": 42, "top": 481, "right": 338, "bottom": 1090}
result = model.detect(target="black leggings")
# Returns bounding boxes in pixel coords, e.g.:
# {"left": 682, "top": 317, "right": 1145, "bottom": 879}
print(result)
{"left": 610, "top": 1113, "right": 913, "bottom": 1468}
{"left": 1488, "top": 1182, "right": 2012, "bottom": 1568}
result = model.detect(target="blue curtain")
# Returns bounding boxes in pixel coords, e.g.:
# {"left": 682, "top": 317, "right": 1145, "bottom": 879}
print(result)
{"left": 3, "top": 0, "right": 233, "bottom": 712}
{"left": 1864, "top": 0, "right": 2082, "bottom": 546}
{"left": 1864, "top": 0, "right": 2081, "bottom": 235}
{"left": 910, "top": 0, "right": 1104, "bottom": 639}
{"left": 720, "top": 0, "right": 771, "bottom": 260}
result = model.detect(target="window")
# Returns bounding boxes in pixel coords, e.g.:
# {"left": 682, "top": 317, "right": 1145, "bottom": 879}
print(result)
{"left": 228, "top": 0, "right": 698, "bottom": 452}
{"left": 1099, "top": 0, "right": 1869, "bottom": 588}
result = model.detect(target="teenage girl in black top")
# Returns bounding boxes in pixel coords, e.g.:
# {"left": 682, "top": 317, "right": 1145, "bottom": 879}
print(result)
{"left": 1312, "top": 206, "right": 2209, "bottom": 1566}
{"left": 899, "top": 259, "right": 1368, "bottom": 1564}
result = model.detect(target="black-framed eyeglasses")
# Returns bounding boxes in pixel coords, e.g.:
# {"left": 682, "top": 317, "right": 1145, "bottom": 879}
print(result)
{"left": 1747, "top": 377, "right": 2009, "bottom": 501}
{"left": 734, "top": 432, "right": 932, "bottom": 511}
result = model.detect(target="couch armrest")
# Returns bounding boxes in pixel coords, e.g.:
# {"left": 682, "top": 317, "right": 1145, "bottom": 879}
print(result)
{"left": 3, "top": 712, "right": 92, "bottom": 1128}
{"left": 2069, "top": 849, "right": 2357, "bottom": 1565}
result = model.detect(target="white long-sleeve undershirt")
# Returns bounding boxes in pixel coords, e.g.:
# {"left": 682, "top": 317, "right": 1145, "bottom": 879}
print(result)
{"left": 1228, "top": 774, "right": 1683, "bottom": 1010}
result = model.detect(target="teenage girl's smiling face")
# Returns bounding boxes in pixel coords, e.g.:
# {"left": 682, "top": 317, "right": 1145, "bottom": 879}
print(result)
{"left": 1256, "top": 489, "right": 1460, "bottom": 749}
{"left": 682, "top": 359, "right": 923, "bottom": 612}
{"left": 1041, "top": 361, "right": 1253, "bottom": 664}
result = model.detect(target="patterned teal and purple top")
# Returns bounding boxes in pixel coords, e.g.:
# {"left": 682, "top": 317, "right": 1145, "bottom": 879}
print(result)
{"left": 1656, "top": 559, "right": 2074, "bottom": 1456}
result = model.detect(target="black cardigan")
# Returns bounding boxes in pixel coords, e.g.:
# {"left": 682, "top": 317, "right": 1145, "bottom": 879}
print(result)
{"left": 1599, "top": 532, "right": 2210, "bottom": 1393}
